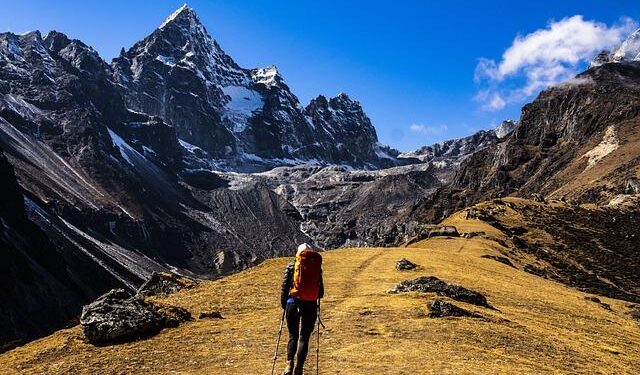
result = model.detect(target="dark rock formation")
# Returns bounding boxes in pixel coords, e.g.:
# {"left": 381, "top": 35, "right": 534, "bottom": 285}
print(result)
{"left": 389, "top": 276, "right": 491, "bottom": 308}
{"left": 137, "top": 272, "right": 197, "bottom": 297}
{"left": 531, "top": 193, "right": 546, "bottom": 203}
{"left": 405, "top": 225, "right": 460, "bottom": 246}
{"left": 428, "top": 299, "right": 478, "bottom": 318}
{"left": 148, "top": 303, "right": 192, "bottom": 328}
{"left": 80, "top": 289, "right": 191, "bottom": 344}
{"left": 395, "top": 258, "right": 418, "bottom": 271}
{"left": 0, "top": 146, "right": 117, "bottom": 352}
{"left": 80, "top": 289, "right": 165, "bottom": 344}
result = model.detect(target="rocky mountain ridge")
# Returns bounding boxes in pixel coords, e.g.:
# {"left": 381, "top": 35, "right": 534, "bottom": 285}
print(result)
{"left": 111, "top": 4, "right": 400, "bottom": 172}
{"left": 398, "top": 120, "right": 517, "bottom": 183}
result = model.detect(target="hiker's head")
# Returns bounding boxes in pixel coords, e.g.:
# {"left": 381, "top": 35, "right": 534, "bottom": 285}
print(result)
{"left": 297, "top": 243, "right": 318, "bottom": 255}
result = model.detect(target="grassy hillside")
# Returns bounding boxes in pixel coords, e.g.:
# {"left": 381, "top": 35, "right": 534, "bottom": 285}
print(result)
{"left": 2, "top": 199, "right": 640, "bottom": 374}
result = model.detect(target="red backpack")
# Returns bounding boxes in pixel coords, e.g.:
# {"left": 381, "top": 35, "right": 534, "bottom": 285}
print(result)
{"left": 290, "top": 249, "right": 322, "bottom": 301}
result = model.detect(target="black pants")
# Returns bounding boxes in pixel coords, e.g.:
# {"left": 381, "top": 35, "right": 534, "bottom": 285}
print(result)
{"left": 285, "top": 299, "right": 317, "bottom": 367}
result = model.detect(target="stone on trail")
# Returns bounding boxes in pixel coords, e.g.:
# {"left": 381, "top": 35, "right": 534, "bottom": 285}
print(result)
{"left": 395, "top": 258, "right": 419, "bottom": 270}
{"left": 428, "top": 299, "right": 478, "bottom": 318}
{"left": 389, "top": 276, "right": 492, "bottom": 308}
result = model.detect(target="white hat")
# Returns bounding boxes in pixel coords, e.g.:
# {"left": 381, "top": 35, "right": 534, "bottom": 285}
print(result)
{"left": 297, "top": 243, "right": 316, "bottom": 255}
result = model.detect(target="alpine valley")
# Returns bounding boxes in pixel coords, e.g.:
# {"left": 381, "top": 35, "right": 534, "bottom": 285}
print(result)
{"left": 1, "top": 5, "right": 640, "bottom": 372}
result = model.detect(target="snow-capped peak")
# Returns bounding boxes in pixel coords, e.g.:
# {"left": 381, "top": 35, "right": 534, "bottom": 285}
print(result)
{"left": 612, "top": 28, "right": 640, "bottom": 62}
{"left": 159, "top": 4, "right": 195, "bottom": 29}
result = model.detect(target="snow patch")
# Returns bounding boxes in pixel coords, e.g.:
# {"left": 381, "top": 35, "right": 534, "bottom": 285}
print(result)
{"left": 156, "top": 55, "right": 176, "bottom": 67}
{"left": 107, "top": 128, "right": 137, "bottom": 166}
{"left": 221, "top": 86, "right": 264, "bottom": 132}
{"left": 178, "top": 138, "right": 202, "bottom": 153}
{"left": 222, "top": 86, "right": 263, "bottom": 113}
{"left": 583, "top": 125, "right": 619, "bottom": 169}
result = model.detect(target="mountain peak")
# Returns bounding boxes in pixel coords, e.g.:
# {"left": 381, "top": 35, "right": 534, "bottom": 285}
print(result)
{"left": 613, "top": 28, "right": 640, "bottom": 62}
{"left": 330, "top": 92, "right": 361, "bottom": 109}
{"left": 159, "top": 4, "right": 199, "bottom": 29}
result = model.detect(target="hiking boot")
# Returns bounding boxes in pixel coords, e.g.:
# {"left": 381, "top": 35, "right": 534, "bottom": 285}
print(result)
{"left": 282, "top": 360, "right": 294, "bottom": 375}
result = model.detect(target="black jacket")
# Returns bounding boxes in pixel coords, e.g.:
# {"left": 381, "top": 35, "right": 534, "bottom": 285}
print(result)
{"left": 280, "top": 261, "right": 324, "bottom": 309}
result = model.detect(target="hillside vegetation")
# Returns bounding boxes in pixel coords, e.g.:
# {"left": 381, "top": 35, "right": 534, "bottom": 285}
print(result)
{"left": 2, "top": 198, "right": 639, "bottom": 374}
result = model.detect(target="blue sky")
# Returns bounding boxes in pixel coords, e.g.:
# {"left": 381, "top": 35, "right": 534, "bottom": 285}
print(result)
{"left": 2, "top": 1, "right": 639, "bottom": 151}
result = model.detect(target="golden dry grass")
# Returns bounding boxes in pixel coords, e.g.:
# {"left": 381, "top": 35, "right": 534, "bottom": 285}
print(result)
{"left": 2, "top": 215, "right": 640, "bottom": 374}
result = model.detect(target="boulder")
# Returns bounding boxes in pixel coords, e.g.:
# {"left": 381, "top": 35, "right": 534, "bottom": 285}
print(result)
{"left": 136, "top": 272, "right": 197, "bottom": 297}
{"left": 80, "top": 289, "right": 164, "bottom": 344}
{"left": 395, "top": 258, "right": 418, "bottom": 271}
{"left": 389, "top": 276, "right": 491, "bottom": 308}
{"left": 428, "top": 299, "right": 477, "bottom": 318}
{"left": 80, "top": 289, "right": 192, "bottom": 344}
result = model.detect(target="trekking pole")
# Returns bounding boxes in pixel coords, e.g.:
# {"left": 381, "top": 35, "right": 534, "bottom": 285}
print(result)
{"left": 316, "top": 299, "right": 325, "bottom": 375}
{"left": 271, "top": 309, "right": 286, "bottom": 375}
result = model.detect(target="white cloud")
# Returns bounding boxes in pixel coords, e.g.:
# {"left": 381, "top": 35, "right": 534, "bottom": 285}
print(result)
{"left": 475, "top": 90, "right": 506, "bottom": 111}
{"left": 475, "top": 15, "right": 637, "bottom": 111}
{"left": 409, "top": 123, "right": 448, "bottom": 136}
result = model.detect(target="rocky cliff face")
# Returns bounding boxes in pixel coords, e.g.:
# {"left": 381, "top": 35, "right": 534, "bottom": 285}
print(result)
{"left": 0, "top": 146, "right": 118, "bottom": 352}
{"left": 409, "top": 60, "right": 640, "bottom": 225}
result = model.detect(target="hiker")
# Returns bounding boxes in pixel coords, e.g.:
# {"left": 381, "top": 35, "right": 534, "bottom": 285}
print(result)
{"left": 280, "top": 243, "right": 324, "bottom": 375}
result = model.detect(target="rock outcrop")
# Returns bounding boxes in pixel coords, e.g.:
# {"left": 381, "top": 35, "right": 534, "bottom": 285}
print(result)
{"left": 395, "top": 258, "right": 418, "bottom": 271}
{"left": 137, "top": 272, "right": 197, "bottom": 297}
{"left": 80, "top": 289, "right": 164, "bottom": 344}
{"left": 428, "top": 299, "right": 478, "bottom": 318}
{"left": 80, "top": 289, "right": 191, "bottom": 345}
{"left": 389, "top": 276, "right": 491, "bottom": 308}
